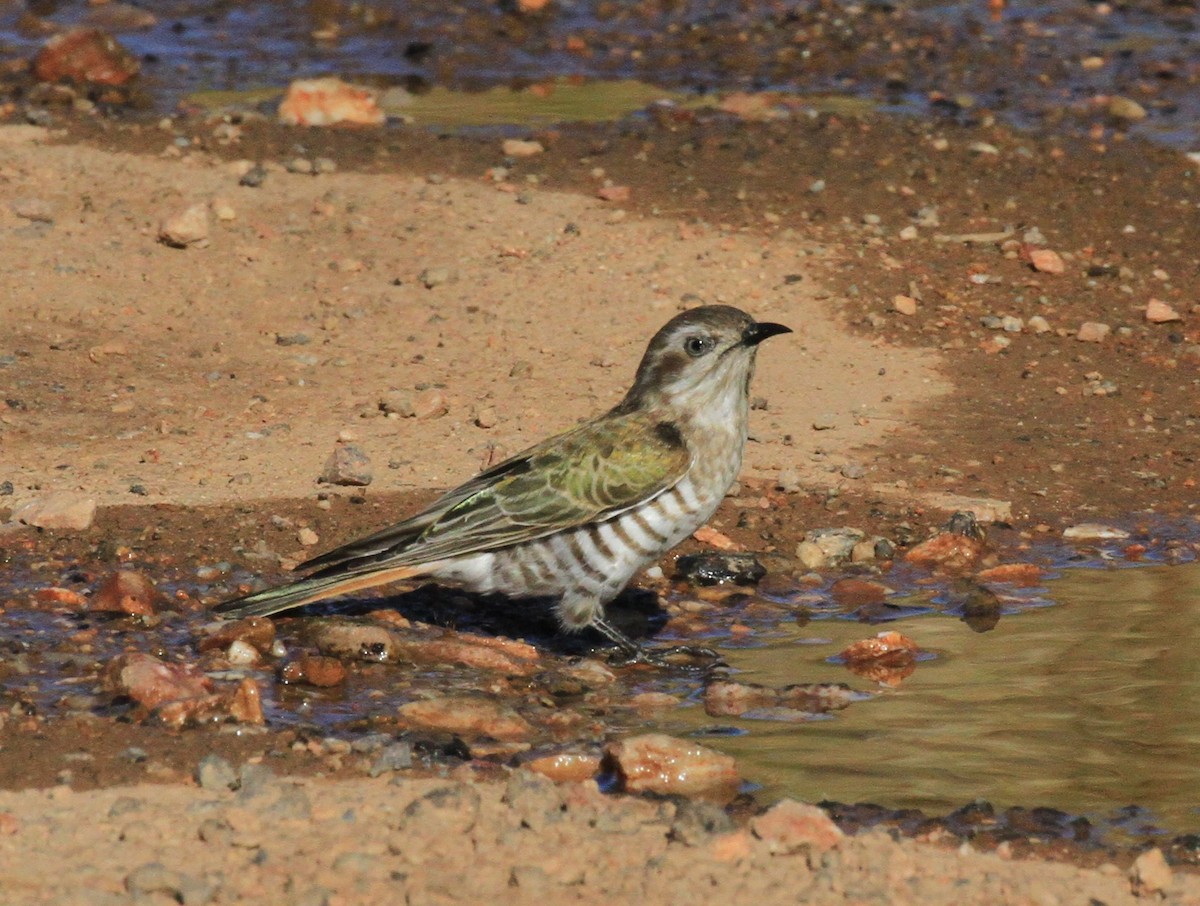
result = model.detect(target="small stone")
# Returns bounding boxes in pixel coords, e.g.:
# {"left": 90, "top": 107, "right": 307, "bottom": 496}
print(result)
{"left": 33, "top": 27, "right": 139, "bottom": 86}
{"left": 413, "top": 389, "right": 448, "bottom": 420}
{"left": 200, "top": 616, "right": 275, "bottom": 654}
{"left": 226, "top": 639, "right": 260, "bottom": 666}
{"left": 278, "top": 77, "right": 385, "bottom": 127}
{"left": 211, "top": 198, "right": 236, "bottom": 221}
{"left": 812, "top": 414, "right": 837, "bottom": 431}
{"left": 11, "top": 197, "right": 54, "bottom": 222}
{"left": 892, "top": 294, "right": 918, "bottom": 316}
{"left": 369, "top": 743, "right": 414, "bottom": 777}
{"left": 13, "top": 492, "right": 97, "bottom": 530}
{"left": 1130, "top": 847, "right": 1172, "bottom": 896}
{"left": 840, "top": 630, "right": 920, "bottom": 664}
{"left": 502, "top": 138, "right": 544, "bottom": 157}
{"left": 596, "top": 185, "right": 631, "bottom": 202}
{"left": 1145, "top": 298, "right": 1182, "bottom": 323}
{"left": 775, "top": 469, "right": 802, "bottom": 494}
{"left": 279, "top": 655, "right": 348, "bottom": 687}
{"left": 803, "top": 527, "right": 864, "bottom": 564}
{"left": 830, "top": 577, "right": 891, "bottom": 606}
{"left": 1028, "top": 248, "right": 1065, "bottom": 274}
{"left": 1027, "top": 315, "right": 1051, "bottom": 333}
{"left": 1063, "top": 522, "right": 1130, "bottom": 541}
{"left": 104, "top": 652, "right": 212, "bottom": 709}
{"left": 398, "top": 695, "right": 534, "bottom": 741}
{"left": 1108, "top": 96, "right": 1148, "bottom": 122}
{"left": 418, "top": 267, "right": 452, "bottom": 288}
{"left": 379, "top": 391, "right": 416, "bottom": 418}
{"left": 1076, "top": 321, "right": 1110, "bottom": 343}
{"left": 674, "top": 552, "right": 766, "bottom": 586}
{"left": 603, "top": 734, "right": 739, "bottom": 800}
{"left": 239, "top": 164, "right": 268, "bottom": 188}
{"left": 196, "top": 754, "right": 239, "bottom": 791}
{"left": 91, "top": 570, "right": 160, "bottom": 616}
{"left": 158, "top": 203, "right": 210, "bottom": 248}
{"left": 794, "top": 540, "right": 827, "bottom": 569}
{"left": 474, "top": 406, "right": 498, "bottom": 429}
{"left": 751, "top": 800, "right": 843, "bottom": 854}
{"left": 905, "top": 532, "right": 985, "bottom": 572}
{"left": 898, "top": 225, "right": 918, "bottom": 240}
{"left": 297, "top": 527, "right": 319, "bottom": 546}
{"left": 318, "top": 443, "right": 372, "bottom": 486}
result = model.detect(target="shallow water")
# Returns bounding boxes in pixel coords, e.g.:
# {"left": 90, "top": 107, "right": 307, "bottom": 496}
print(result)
{"left": 2, "top": 0, "right": 1197, "bottom": 147}
{"left": 682, "top": 560, "right": 1200, "bottom": 840}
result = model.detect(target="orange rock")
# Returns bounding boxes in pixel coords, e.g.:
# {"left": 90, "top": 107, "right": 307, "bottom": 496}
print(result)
{"left": 603, "top": 733, "right": 739, "bottom": 800}
{"left": 104, "top": 652, "right": 212, "bottom": 709}
{"left": 280, "top": 655, "right": 348, "bottom": 687}
{"left": 974, "top": 563, "right": 1043, "bottom": 586}
{"left": 1027, "top": 247, "right": 1065, "bottom": 274}
{"left": 34, "top": 587, "right": 87, "bottom": 608}
{"left": 229, "top": 677, "right": 265, "bottom": 724}
{"left": 751, "top": 799, "right": 844, "bottom": 854}
{"left": 91, "top": 570, "right": 160, "bottom": 616}
{"left": 1145, "top": 298, "right": 1182, "bottom": 323}
{"left": 830, "top": 577, "right": 892, "bottom": 607}
{"left": 278, "top": 77, "right": 385, "bottom": 127}
{"left": 839, "top": 630, "right": 919, "bottom": 664}
{"left": 905, "top": 532, "right": 985, "bottom": 571}
{"left": 596, "top": 185, "right": 631, "bottom": 203}
{"left": 398, "top": 695, "right": 534, "bottom": 741}
{"left": 692, "top": 525, "right": 739, "bottom": 550}
{"left": 33, "top": 27, "right": 139, "bottom": 86}
{"left": 522, "top": 751, "right": 603, "bottom": 783}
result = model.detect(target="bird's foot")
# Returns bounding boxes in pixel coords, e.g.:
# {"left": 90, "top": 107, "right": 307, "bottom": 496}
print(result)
{"left": 591, "top": 616, "right": 725, "bottom": 670}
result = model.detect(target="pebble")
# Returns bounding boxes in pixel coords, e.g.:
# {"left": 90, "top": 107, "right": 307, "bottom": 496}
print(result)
{"left": 226, "top": 639, "right": 260, "bottom": 666}
{"left": 369, "top": 743, "right": 414, "bottom": 777}
{"left": 379, "top": 391, "right": 416, "bottom": 418}
{"left": 1130, "top": 847, "right": 1172, "bottom": 896}
{"left": 1145, "top": 298, "right": 1182, "bottom": 323}
{"left": 1028, "top": 248, "right": 1065, "bottom": 274}
{"left": 474, "top": 406, "right": 498, "bottom": 429}
{"left": 674, "top": 552, "right": 766, "bottom": 586}
{"left": 279, "top": 655, "right": 348, "bottom": 687}
{"left": 418, "top": 267, "right": 452, "bottom": 288}
{"left": 1108, "top": 95, "right": 1148, "bottom": 122}
{"left": 196, "top": 754, "right": 239, "bottom": 792}
{"left": 502, "top": 138, "right": 544, "bottom": 157}
{"left": 603, "top": 733, "right": 739, "bottom": 800}
{"left": 413, "top": 389, "right": 448, "bottom": 420}
{"left": 277, "top": 77, "right": 385, "bottom": 126}
{"left": 839, "top": 630, "right": 920, "bottom": 664}
{"left": 898, "top": 225, "right": 918, "bottom": 240}
{"left": 751, "top": 800, "right": 844, "bottom": 854}
{"left": 91, "top": 570, "right": 160, "bottom": 616}
{"left": 1076, "top": 321, "right": 1110, "bottom": 343}
{"left": 11, "top": 197, "right": 54, "bottom": 222}
{"left": 775, "top": 468, "right": 802, "bottom": 493}
{"left": 1062, "top": 522, "right": 1130, "bottom": 541}
{"left": 802, "top": 527, "right": 864, "bottom": 564}
{"left": 398, "top": 695, "right": 534, "bottom": 741}
{"left": 104, "top": 652, "right": 212, "bottom": 709}
{"left": 891, "top": 294, "right": 918, "bottom": 316}
{"left": 33, "top": 27, "right": 139, "bottom": 86}
{"left": 318, "top": 443, "right": 373, "bottom": 486}
{"left": 1027, "top": 315, "right": 1051, "bottom": 333}
{"left": 13, "top": 491, "right": 97, "bottom": 530}
{"left": 596, "top": 185, "right": 631, "bottom": 202}
{"left": 158, "top": 203, "right": 210, "bottom": 248}
{"left": 812, "top": 414, "right": 837, "bottom": 430}
{"left": 794, "top": 540, "right": 827, "bottom": 569}
{"left": 297, "top": 527, "right": 319, "bottom": 546}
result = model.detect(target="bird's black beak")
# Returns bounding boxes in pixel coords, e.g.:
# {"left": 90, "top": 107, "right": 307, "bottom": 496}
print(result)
{"left": 742, "top": 321, "right": 792, "bottom": 346}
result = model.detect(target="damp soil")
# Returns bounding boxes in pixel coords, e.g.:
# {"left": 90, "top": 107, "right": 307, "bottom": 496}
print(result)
{"left": 0, "top": 100, "right": 1199, "bottom": 903}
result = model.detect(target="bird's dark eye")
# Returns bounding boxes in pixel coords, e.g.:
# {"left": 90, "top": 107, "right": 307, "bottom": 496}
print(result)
{"left": 683, "top": 335, "right": 713, "bottom": 357}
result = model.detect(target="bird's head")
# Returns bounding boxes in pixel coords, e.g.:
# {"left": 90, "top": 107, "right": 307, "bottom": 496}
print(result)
{"left": 618, "top": 305, "right": 791, "bottom": 421}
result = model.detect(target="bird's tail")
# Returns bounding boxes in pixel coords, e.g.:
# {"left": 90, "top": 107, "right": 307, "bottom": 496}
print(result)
{"left": 213, "top": 565, "right": 422, "bottom": 620}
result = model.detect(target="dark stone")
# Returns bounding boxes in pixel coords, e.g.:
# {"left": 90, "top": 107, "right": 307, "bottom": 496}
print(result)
{"left": 675, "top": 551, "right": 766, "bottom": 586}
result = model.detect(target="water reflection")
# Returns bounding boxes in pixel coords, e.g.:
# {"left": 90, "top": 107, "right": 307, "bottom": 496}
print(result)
{"left": 684, "top": 562, "right": 1200, "bottom": 837}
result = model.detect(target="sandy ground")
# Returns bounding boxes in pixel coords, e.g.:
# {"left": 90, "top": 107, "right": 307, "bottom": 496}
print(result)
{"left": 2, "top": 115, "right": 1199, "bottom": 903}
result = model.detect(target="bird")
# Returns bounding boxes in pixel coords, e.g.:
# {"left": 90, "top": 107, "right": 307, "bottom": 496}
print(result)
{"left": 214, "top": 305, "right": 791, "bottom": 661}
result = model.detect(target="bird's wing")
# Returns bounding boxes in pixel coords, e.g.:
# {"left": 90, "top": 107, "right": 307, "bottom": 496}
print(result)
{"left": 299, "top": 411, "right": 691, "bottom": 577}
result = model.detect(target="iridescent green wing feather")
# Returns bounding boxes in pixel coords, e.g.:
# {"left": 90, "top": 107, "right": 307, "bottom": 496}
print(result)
{"left": 301, "top": 411, "right": 690, "bottom": 576}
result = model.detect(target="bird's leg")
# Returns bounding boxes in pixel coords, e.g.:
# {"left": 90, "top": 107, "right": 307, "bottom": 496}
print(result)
{"left": 590, "top": 615, "right": 725, "bottom": 670}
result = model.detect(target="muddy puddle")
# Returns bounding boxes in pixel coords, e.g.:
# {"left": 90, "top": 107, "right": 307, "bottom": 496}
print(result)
{"left": 2, "top": 513, "right": 1198, "bottom": 854}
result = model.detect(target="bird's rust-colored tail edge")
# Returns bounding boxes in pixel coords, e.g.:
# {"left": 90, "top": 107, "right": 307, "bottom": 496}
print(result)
{"left": 213, "top": 565, "right": 422, "bottom": 620}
